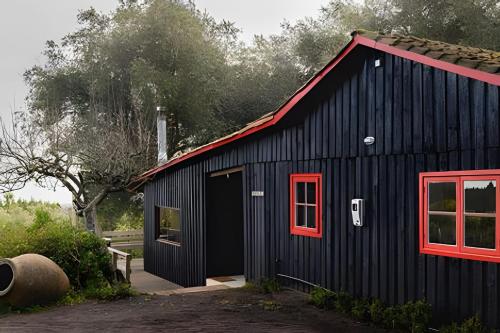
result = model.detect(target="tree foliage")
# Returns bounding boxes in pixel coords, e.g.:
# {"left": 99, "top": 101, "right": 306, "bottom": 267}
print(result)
{"left": 2, "top": 0, "right": 499, "bottom": 231}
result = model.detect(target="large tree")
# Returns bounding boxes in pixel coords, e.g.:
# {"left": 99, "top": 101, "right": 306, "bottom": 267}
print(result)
{"left": 0, "top": 0, "right": 237, "bottom": 232}
{"left": 2, "top": 0, "right": 499, "bottom": 233}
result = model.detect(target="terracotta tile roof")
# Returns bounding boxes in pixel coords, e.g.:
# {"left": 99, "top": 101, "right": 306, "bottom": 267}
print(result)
{"left": 355, "top": 29, "right": 500, "bottom": 75}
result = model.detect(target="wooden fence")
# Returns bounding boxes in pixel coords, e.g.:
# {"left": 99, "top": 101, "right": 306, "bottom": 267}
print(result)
{"left": 103, "top": 229, "right": 143, "bottom": 250}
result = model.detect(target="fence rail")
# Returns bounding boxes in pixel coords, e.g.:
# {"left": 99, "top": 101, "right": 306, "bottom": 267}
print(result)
{"left": 103, "top": 229, "right": 143, "bottom": 250}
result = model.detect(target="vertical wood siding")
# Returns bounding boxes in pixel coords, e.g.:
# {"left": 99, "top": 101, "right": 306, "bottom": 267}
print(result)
{"left": 144, "top": 47, "right": 500, "bottom": 327}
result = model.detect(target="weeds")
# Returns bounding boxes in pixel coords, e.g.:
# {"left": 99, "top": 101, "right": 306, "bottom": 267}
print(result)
{"left": 310, "top": 287, "right": 336, "bottom": 309}
{"left": 440, "top": 315, "right": 494, "bottom": 333}
{"left": 259, "top": 300, "right": 282, "bottom": 311}
{"left": 244, "top": 278, "right": 282, "bottom": 294}
{"left": 309, "top": 287, "right": 432, "bottom": 332}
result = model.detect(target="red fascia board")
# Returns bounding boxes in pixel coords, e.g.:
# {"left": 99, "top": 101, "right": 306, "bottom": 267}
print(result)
{"left": 355, "top": 35, "right": 500, "bottom": 87}
{"left": 137, "top": 35, "right": 500, "bottom": 182}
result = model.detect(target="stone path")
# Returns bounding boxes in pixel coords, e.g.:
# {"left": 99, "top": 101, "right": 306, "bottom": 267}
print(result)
{"left": 130, "top": 259, "right": 181, "bottom": 294}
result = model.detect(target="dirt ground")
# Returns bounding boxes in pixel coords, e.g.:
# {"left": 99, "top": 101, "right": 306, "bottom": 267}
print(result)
{"left": 0, "top": 288, "right": 393, "bottom": 333}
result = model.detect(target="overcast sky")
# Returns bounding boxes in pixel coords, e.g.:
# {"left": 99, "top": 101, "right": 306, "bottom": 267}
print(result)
{"left": 0, "top": 0, "right": 328, "bottom": 204}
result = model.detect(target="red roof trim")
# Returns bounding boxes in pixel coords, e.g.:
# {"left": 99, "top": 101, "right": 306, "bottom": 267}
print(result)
{"left": 135, "top": 34, "right": 500, "bottom": 184}
{"left": 356, "top": 35, "right": 500, "bottom": 87}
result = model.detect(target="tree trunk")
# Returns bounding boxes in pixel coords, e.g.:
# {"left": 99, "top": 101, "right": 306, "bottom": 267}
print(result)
{"left": 83, "top": 205, "right": 102, "bottom": 236}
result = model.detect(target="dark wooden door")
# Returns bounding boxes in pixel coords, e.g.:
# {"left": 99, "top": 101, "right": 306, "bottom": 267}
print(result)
{"left": 206, "top": 171, "right": 244, "bottom": 277}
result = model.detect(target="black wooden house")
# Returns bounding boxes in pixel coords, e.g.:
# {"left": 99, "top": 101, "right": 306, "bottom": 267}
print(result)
{"left": 131, "top": 30, "right": 500, "bottom": 327}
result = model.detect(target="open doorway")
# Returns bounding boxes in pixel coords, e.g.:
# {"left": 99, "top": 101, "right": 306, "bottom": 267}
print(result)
{"left": 205, "top": 168, "right": 244, "bottom": 286}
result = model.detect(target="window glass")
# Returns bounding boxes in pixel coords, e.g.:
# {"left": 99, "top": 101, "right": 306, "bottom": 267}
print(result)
{"left": 307, "top": 183, "right": 316, "bottom": 204}
{"left": 296, "top": 205, "right": 306, "bottom": 227}
{"left": 294, "top": 181, "right": 317, "bottom": 228}
{"left": 307, "top": 206, "right": 316, "bottom": 228}
{"left": 464, "top": 180, "right": 496, "bottom": 249}
{"left": 296, "top": 183, "right": 305, "bottom": 203}
{"left": 428, "top": 182, "right": 456, "bottom": 245}
{"left": 157, "top": 207, "right": 181, "bottom": 244}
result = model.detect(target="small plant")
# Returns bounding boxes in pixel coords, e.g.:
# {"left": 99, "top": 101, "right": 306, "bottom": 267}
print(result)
{"left": 58, "top": 290, "right": 87, "bottom": 306}
{"left": 440, "top": 315, "right": 492, "bottom": 333}
{"left": 259, "top": 300, "right": 282, "bottom": 311}
{"left": 242, "top": 282, "right": 260, "bottom": 291}
{"left": 83, "top": 282, "right": 136, "bottom": 301}
{"left": 369, "top": 298, "right": 385, "bottom": 325}
{"left": 399, "top": 300, "right": 432, "bottom": 333}
{"left": 335, "top": 290, "right": 353, "bottom": 313}
{"left": 351, "top": 298, "right": 370, "bottom": 320}
{"left": 258, "top": 278, "right": 282, "bottom": 294}
{"left": 309, "top": 287, "right": 433, "bottom": 332}
{"left": 310, "top": 287, "right": 336, "bottom": 310}
{"left": 382, "top": 306, "right": 401, "bottom": 329}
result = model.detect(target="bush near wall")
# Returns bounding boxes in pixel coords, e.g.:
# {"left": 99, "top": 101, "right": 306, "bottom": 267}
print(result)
{"left": 310, "top": 287, "right": 495, "bottom": 332}
{"left": 0, "top": 199, "right": 135, "bottom": 305}
{"left": 0, "top": 207, "right": 112, "bottom": 289}
{"left": 310, "top": 287, "right": 432, "bottom": 333}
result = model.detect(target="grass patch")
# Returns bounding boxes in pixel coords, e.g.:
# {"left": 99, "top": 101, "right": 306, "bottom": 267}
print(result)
{"left": 259, "top": 300, "right": 282, "bottom": 311}
{"left": 123, "top": 248, "right": 144, "bottom": 259}
{"left": 243, "top": 278, "right": 281, "bottom": 294}
{"left": 0, "top": 283, "right": 136, "bottom": 316}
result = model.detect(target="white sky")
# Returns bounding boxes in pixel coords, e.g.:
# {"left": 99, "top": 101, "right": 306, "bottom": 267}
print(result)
{"left": 0, "top": 0, "right": 328, "bottom": 204}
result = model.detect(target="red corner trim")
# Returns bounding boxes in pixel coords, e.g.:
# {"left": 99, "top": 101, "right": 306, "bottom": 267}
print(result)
{"left": 135, "top": 35, "right": 500, "bottom": 184}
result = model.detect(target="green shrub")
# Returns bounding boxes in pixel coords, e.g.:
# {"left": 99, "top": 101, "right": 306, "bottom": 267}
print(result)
{"left": 351, "top": 298, "right": 370, "bottom": 320}
{"left": 369, "top": 298, "right": 385, "bottom": 325}
{"left": 259, "top": 278, "right": 282, "bottom": 293}
{"left": 335, "top": 290, "right": 353, "bottom": 313}
{"left": 243, "top": 278, "right": 281, "bottom": 294}
{"left": 0, "top": 205, "right": 113, "bottom": 290}
{"left": 367, "top": 298, "right": 432, "bottom": 332}
{"left": 24, "top": 212, "right": 113, "bottom": 289}
{"left": 310, "top": 287, "right": 336, "bottom": 310}
{"left": 124, "top": 248, "right": 144, "bottom": 259}
{"left": 399, "top": 300, "right": 432, "bottom": 333}
{"left": 440, "top": 315, "right": 492, "bottom": 333}
{"left": 382, "top": 306, "right": 401, "bottom": 328}
{"left": 82, "top": 283, "right": 136, "bottom": 301}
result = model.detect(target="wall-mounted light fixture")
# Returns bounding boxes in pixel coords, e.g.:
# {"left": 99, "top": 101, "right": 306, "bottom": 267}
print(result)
{"left": 364, "top": 136, "right": 375, "bottom": 145}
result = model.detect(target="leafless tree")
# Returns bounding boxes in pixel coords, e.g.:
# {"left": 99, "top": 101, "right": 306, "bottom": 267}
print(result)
{"left": 0, "top": 108, "right": 155, "bottom": 234}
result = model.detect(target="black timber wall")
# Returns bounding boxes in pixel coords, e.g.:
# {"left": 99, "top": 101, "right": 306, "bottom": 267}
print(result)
{"left": 143, "top": 46, "right": 500, "bottom": 327}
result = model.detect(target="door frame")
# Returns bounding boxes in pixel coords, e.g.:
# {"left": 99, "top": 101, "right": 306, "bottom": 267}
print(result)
{"left": 204, "top": 166, "right": 246, "bottom": 282}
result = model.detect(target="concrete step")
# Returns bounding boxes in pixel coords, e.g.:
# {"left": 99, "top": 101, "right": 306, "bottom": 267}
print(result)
{"left": 154, "top": 284, "right": 229, "bottom": 296}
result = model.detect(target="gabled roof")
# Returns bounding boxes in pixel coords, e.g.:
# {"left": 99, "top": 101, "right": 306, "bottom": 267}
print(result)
{"left": 130, "top": 30, "right": 500, "bottom": 190}
{"left": 357, "top": 30, "right": 500, "bottom": 75}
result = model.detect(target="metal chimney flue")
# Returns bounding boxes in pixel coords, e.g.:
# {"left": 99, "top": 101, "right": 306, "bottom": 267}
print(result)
{"left": 157, "top": 106, "right": 168, "bottom": 165}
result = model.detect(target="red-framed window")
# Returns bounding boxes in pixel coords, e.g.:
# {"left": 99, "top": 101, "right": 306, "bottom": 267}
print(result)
{"left": 290, "top": 173, "right": 322, "bottom": 238}
{"left": 420, "top": 170, "right": 500, "bottom": 263}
